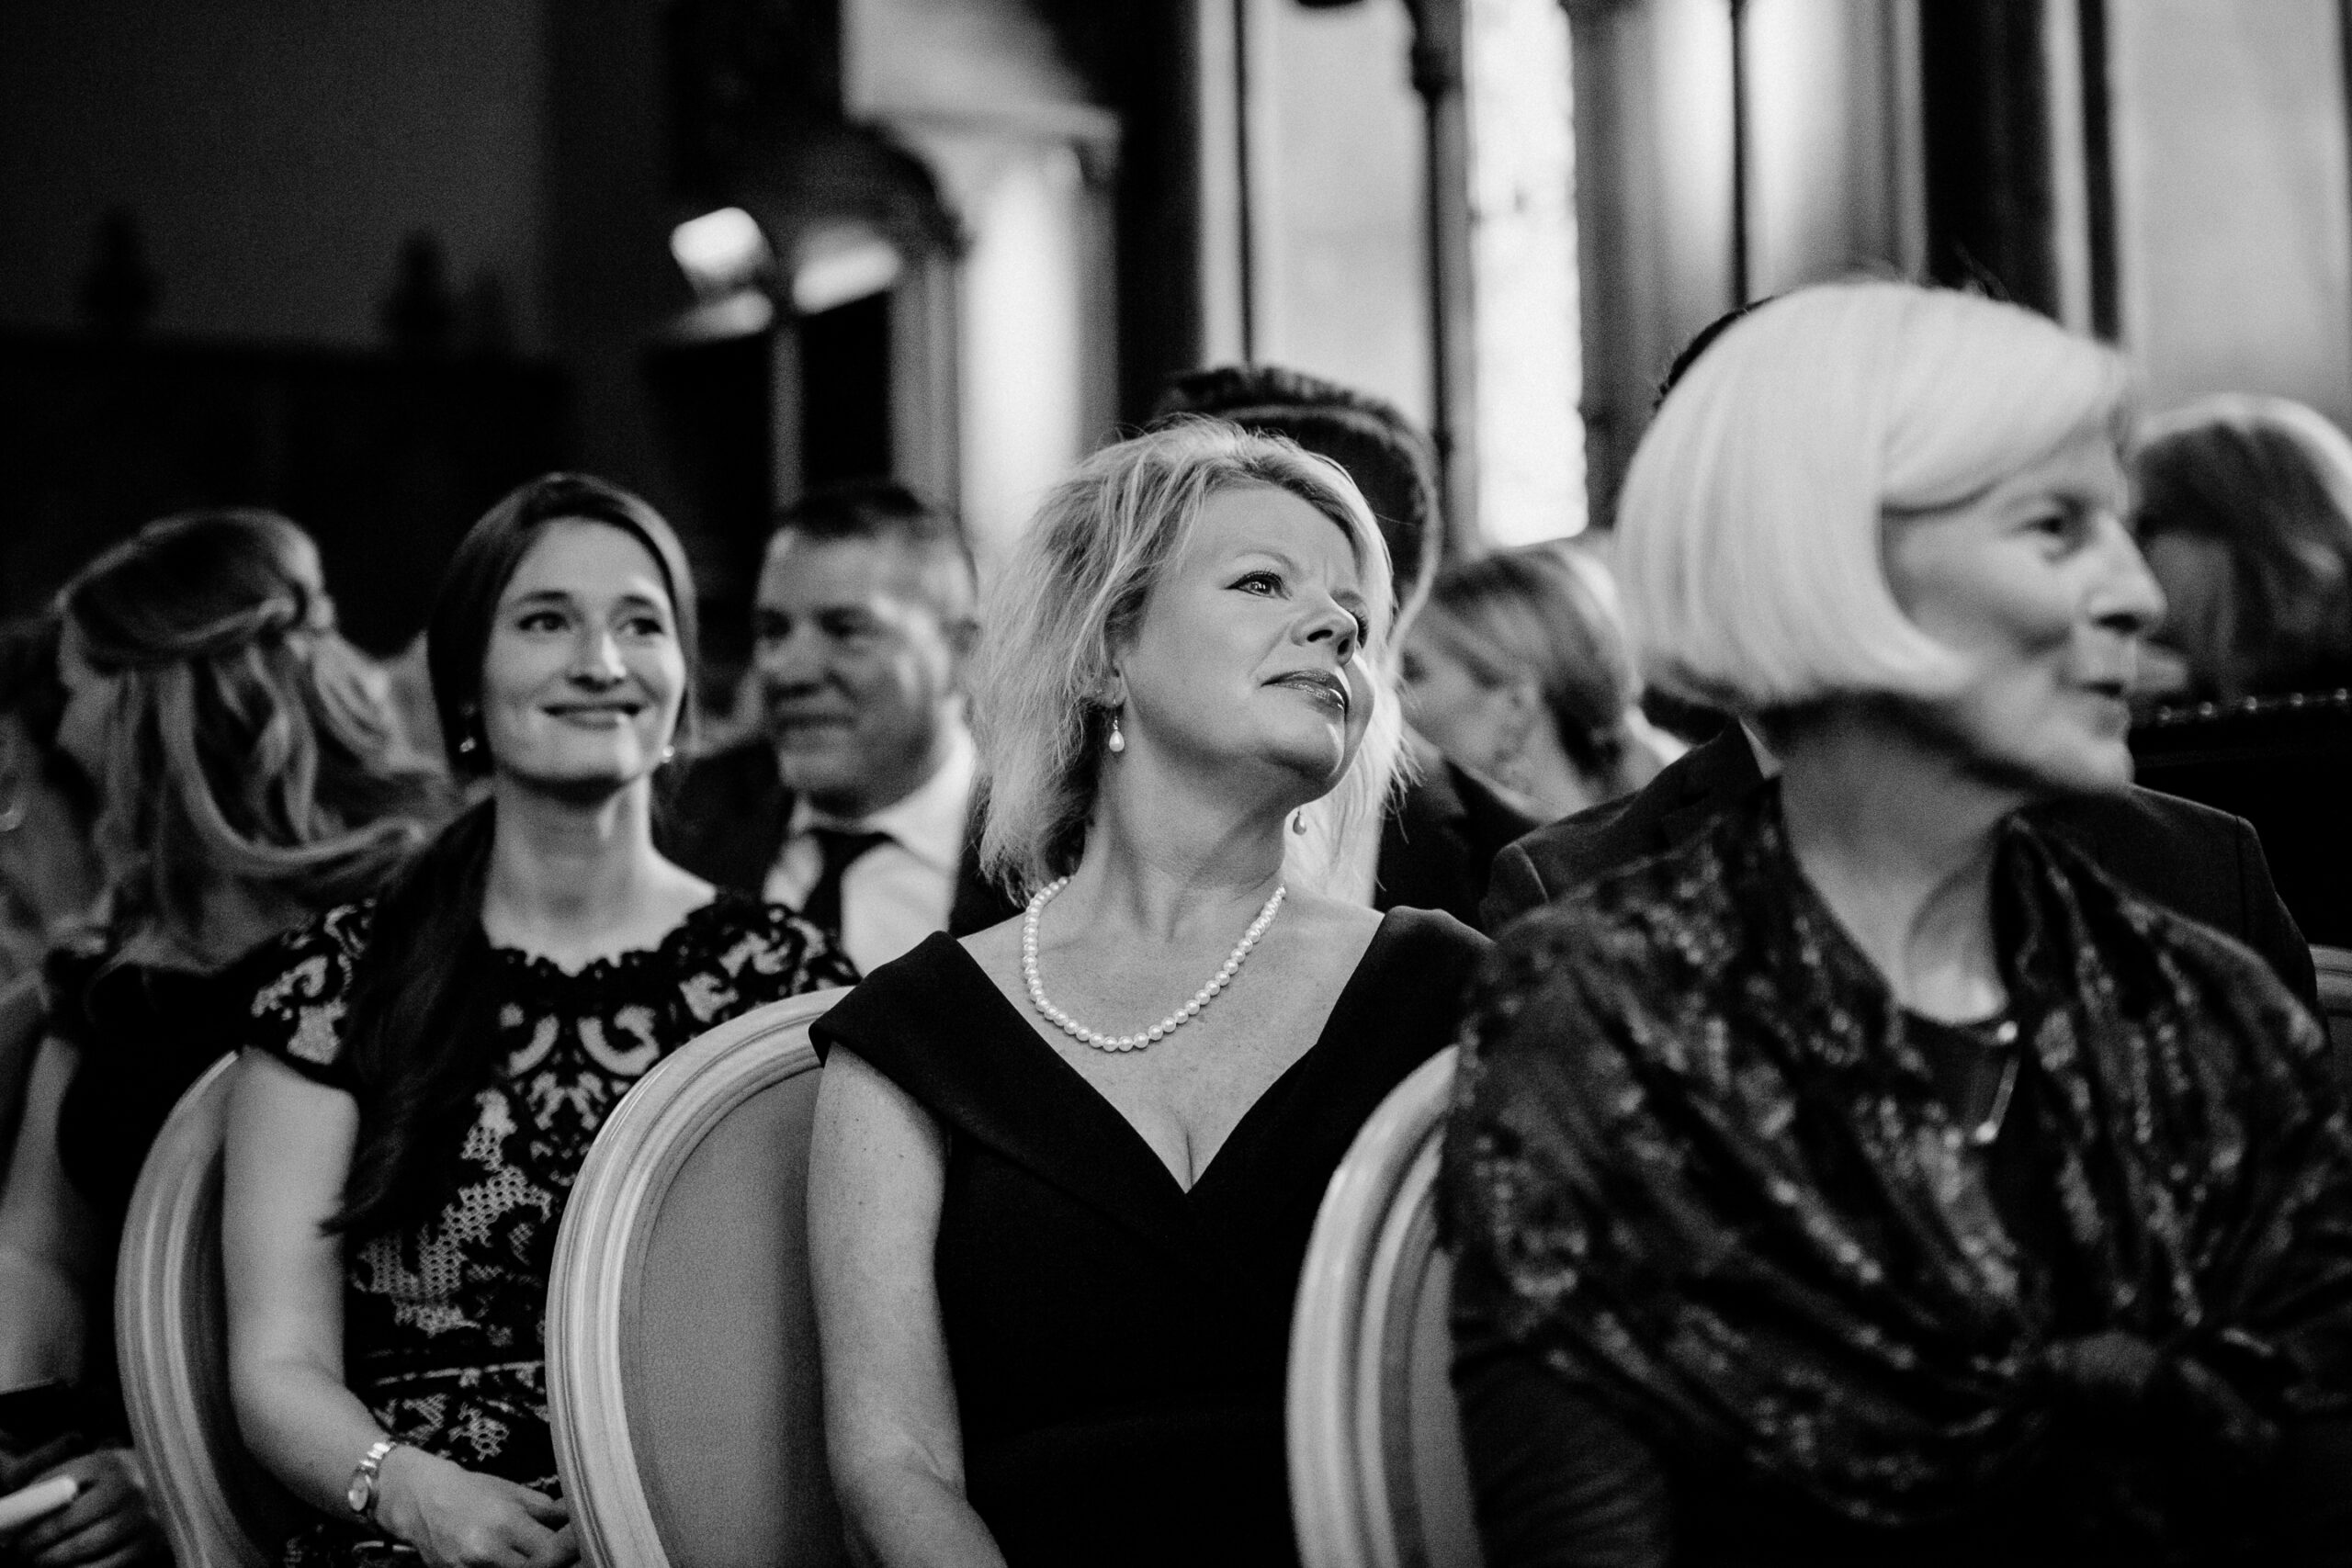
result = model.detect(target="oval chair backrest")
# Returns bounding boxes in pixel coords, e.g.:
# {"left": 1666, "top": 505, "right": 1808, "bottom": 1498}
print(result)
{"left": 1288, "top": 1046, "right": 1483, "bottom": 1568}
{"left": 116, "top": 1054, "right": 311, "bottom": 1568}
{"left": 2311, "top": 945, "right": 2352, "bottom": 1089}
{"left": 548, "top": 987, "right": 852, "bottom": 1568}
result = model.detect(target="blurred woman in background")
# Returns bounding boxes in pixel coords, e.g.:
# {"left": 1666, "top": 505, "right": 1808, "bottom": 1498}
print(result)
{"left": 222, "top": 474, "right": 851, "bottom": 1568}
{"left": 2132, "top": 393, "right": 2352, "bottom": 702}
{"left": 0, "top": 615, "right": 105, "bottom": 1199}
{"left": 0, "top": 510, "right": 447, "bottom": 1568}
{"left": 1399, "top": 544, "right": 1677, "bottom": 823}
{"left": 1445, "top": 283, "right": 2352, "bottom": 1567}
{"left": 0, "top": 617, "right": 103, "bottom": 994}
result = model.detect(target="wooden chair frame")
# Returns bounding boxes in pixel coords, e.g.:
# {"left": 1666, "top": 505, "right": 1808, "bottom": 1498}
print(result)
{"left": 547, "top": 987, "right": 850, "bottom": 1568}
{"left": 116, "top": 1054, "right": 307, "bottom": 1568}
{"left": 2312, "top": 944, "right": 2352, "bottom": 1087}
{"left": 1287, "top": 1046, "right": 1481, "bottom": 1568}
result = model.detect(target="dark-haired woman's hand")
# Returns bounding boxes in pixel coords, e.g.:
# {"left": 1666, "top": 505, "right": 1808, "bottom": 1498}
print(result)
{"left": 371, "top": 1449, "right": 577, "bottom": 1568}
{"left": 4, "top": 1446, "right": 165, "bottom": 1568}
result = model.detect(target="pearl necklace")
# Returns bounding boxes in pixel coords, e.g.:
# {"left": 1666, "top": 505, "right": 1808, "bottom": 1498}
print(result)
{"left": 1022, "top": 876, "right": 1286, "bottom": 1052}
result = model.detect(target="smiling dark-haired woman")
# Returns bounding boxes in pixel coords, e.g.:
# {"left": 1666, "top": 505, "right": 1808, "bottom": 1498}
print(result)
{"left": 1442, "top": 283, "right": 2352, "bottom": 1568}
{"left": 220, "top": 474, "right": 853, "bottom": 1568}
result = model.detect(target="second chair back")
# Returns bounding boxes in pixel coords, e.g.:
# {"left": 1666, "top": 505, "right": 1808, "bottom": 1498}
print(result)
{"left": 1288, "top": 1046, "right": 1484, "bottom": 1568}
{"left": 116, "top": 1054, "right": 309, "bottom": 1568}
{"left": 547, "top": 987, "right": 851, "bottom": 1568}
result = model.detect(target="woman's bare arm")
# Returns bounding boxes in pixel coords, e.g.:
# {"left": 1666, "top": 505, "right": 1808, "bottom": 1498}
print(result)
{"left": 222, "top": 1050, "right": 573, "bottom": 1567}
{"left": 808, "top": 1048, "right": 1006, "bottom": 1568}
{"left": 0, "top": 1036, "right": 103, "bottom": 1390}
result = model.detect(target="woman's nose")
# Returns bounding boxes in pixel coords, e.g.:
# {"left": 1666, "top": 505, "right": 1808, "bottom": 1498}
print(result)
{"left": 2092, "top": 516, "right": 2167, "bottom": 638}
{"left": 571, "top": 628, "right": 627, "bottom": 682}
{"left": 1298, "top": 599, "right": 1360, "bottom": 662}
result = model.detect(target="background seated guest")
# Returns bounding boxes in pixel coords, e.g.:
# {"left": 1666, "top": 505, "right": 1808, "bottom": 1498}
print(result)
{"left": 808, "top": 422, "right": 1487, "bottom": 1567}
{"left": 2132, "top": 394, "right": 2352, "bottom": 703}
{"left": 1154, "top": 364, "right": 1532, "bottom": 928}
{"left": 0, "top": 615, "right": 103, "bottom": 1207}
{"left": 0, "top": 617, "right": 101, "bottom": 996}
{"left": 2121, "top": 397, "right": 2352, "bottom": 947}
{"left": 660, "top": 480, "right": 1012, "bottom": 972}
{"left": 1445, "top": 282, "right": 2352, "bottom": 1568}
{"left": 0, "top": 510, "right": 446, "bottom": 1568}
{"left": 221, "top": 475, "right": 852, "bottom": 1568}
{"left": 1400, "top": 544, "right": 1679, "bottom": 823}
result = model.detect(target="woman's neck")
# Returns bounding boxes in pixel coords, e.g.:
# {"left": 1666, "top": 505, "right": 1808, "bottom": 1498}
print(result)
{"left": 1495, "top": 723, "right": 1600, "bottom": 823}
{"left": 1773, "top": 703, "right": 2028, "bottom": 1021}
{"left": 481, "top": 777, "right": 667, "bottom": 944}
{"left": 1070, "top": 758, "right": 1295, "bottom": 942}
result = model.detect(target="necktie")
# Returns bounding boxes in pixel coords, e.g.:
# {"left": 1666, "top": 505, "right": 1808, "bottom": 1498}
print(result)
{"left": 798, "top": 826, "right": 892, "bottom": 942}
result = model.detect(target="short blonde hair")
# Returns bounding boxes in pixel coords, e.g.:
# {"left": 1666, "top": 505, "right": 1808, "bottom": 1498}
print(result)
{"left": 1616, "top": 281, "right": 2132, "bottom": 712}
{"left": 975, "top": 419, "right": 1404, "bottom": 897}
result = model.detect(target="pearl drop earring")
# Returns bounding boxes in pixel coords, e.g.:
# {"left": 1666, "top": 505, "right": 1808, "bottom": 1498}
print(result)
{"left": 1108, "top": 715, "right": 1125, "bottom": 755}
{"left": 1291, "top": 810, "right": 1307, "bottom": 836}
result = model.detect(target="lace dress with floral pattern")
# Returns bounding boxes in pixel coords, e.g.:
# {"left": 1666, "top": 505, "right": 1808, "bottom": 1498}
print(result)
{"left": 244, "top": 892, "right": 854, "bottom": 1566}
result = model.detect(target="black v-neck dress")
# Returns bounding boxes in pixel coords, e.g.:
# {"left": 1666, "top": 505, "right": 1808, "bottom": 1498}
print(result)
{"left": 812, "top": 906, "right": 1487, "bottom": 1568}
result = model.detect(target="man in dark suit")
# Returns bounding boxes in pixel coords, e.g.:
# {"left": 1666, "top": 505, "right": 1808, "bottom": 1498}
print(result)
{"left": 662, "top": 482, "right": 1015, "bottom": 971}
{"left": 1484, "top": 724, "right": 2321, "bottom": 1015}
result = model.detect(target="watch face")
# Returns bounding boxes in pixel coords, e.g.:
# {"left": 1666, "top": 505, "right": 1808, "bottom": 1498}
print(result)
{"left": 347, "top": 1474, "right": 371, "bottom": 1514}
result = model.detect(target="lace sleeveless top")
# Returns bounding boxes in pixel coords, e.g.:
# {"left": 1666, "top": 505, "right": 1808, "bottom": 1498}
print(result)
{"left": 246, "top": 892, "right": 852, "bottom": 1562}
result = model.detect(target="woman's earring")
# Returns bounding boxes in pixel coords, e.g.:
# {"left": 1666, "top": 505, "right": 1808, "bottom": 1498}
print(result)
{"left": 1291, "top": 809, "right": 1307, "bottom": 837}
{"left": 1107, "top": 715, "right": 1125, "bottom": 755}
{"left": 661, "top": 742, "right": 677, "bottom": 765}
{"left": 456, "top": 733, "right": 479, "bottom": 759}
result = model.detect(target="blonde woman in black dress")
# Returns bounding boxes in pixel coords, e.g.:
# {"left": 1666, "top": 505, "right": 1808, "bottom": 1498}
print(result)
{"left": 808, "top": 422, "right": 1488, "bottom": 1567}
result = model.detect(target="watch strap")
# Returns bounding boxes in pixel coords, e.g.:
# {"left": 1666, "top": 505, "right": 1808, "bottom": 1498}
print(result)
{"left": 348, "top": 1437, "right": 399, "bottom": 1519}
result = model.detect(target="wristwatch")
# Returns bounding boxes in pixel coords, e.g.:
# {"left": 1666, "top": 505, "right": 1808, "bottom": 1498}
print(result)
{"left": 346, "top": 1438, "right": 400, "bottom": 1521}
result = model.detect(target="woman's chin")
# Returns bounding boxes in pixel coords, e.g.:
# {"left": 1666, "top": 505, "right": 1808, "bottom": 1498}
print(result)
{"left": 502, "top": 752, "right": 658, "bottom": 802}
{"left": 1970, "top": 738, "right": 2137, "bottom": 802}
{"left": 1261, "top": 729, "right": 1353, "bottom": 795}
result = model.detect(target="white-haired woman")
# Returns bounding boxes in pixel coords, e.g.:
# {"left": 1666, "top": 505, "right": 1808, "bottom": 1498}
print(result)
{"left": 1442, "top": 282, "right": 2352, "bottom": 1568}
{"left": 808, "top": 421, "right": 1488, "bottom": 1568}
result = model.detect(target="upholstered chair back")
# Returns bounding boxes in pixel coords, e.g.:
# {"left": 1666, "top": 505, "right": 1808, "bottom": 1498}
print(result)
{"left": 116, "top": 1055, "right": 309, "bottom": 1568}
{"left": 547, "top": 988, "right": 852, "bottom": 1568}
{"left": 1288, "top": 1046, "right": 1484, "bottom": 1568}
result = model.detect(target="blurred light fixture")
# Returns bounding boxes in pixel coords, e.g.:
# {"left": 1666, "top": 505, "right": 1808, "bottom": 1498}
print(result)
{"left": 662, "top": 289, "right": 777, "bottom": 344}
{"left": 792, "top": 224, "right": 903, "bottom": 315}
{"left": 670, "top": 207, "right": 775, "bottom": 299}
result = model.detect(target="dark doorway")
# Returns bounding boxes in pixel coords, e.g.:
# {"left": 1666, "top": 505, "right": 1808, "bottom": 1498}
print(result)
{"left": 798, "top": 291, "right": 892, "bottom": 488}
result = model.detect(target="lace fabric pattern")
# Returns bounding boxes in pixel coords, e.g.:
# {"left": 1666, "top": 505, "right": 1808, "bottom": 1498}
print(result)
{"left": 249, "top": 893, "right": 854, "bottom": 1563}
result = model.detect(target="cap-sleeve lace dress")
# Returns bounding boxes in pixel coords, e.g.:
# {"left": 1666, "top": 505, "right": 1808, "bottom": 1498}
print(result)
{"left": 244, "top": 892, "right": 854, "bottom": 1566}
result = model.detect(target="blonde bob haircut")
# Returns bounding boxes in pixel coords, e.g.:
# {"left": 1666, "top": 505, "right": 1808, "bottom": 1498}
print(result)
{"left": 975, "top": 418, "right": 1404, "bottom": 897}
{"left": 1616, "top": 280, "right": 2132, "bottom": 713}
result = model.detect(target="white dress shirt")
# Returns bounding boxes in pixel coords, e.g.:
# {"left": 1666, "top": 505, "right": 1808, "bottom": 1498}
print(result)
{"left": 765, "top": 722, "right": 978, "bottom": 974}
